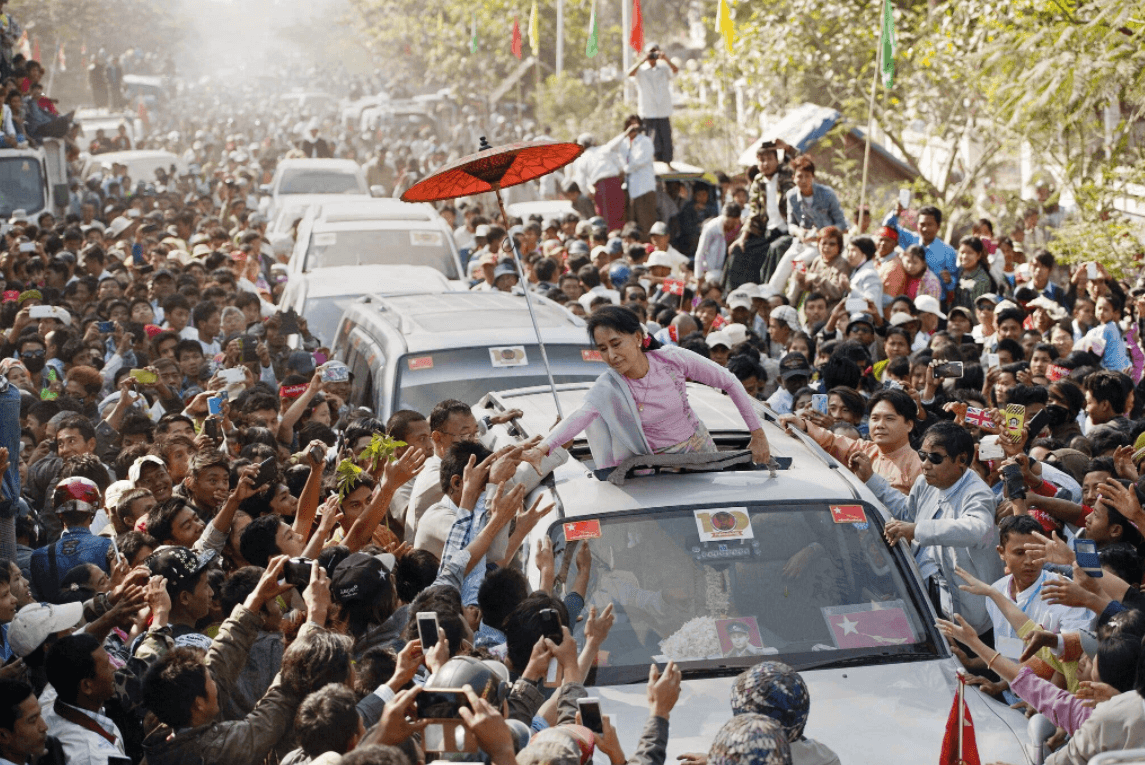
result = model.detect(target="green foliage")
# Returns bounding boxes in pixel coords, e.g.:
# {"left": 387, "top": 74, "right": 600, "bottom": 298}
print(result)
{"left": 360, "top": 433, "right": 407, "bottom": 473}
{"left": 335, "top": 459, "right": 365, "bottom": 500}
{"left": 534, "top": 72, "right": 627, "bottom": 141}
{"left": 10, "top": 0, "right": 184, "bottom": 59}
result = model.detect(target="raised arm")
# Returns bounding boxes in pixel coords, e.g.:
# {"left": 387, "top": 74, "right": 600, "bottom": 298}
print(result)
{"left": 540, "top": 404, "right": 600, "bottom": 455}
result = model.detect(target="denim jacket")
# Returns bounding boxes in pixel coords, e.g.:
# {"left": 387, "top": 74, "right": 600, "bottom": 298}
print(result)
{"left": 785, "top": 182, "right": 849, "bottom": 232}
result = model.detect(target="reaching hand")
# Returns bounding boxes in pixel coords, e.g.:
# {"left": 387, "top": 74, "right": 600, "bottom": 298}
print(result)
{"left": 1076, "top": 681, "right": 1118, "bottom": 708}
{"left": 302, "top": 563, "right": 331, "bottom": 626}
{"left": 390, "top": 639, "right": 424, "bottom": 688}
{"left": 370, "top": 686, "right": 428, "bottom": 745}
{"left": 459, "top": 686, "right": 516, "bottom": 762}
{"left": 953, "top": 565, "right": 992, "bottom": 597}
{"left": 424, "top": 628, "right": 450, "bottom": 674}
{"left": 935, "top": 613, "right": 977, "bottom": 647}
{"left": 647, "top": 661, "right": 682, "bottom": 719}
{"left": 848, "top": 451, "right": 874, "bottom": 482}
{"left": 1019, "top": 628, "right": 1058, "bottom": 663}
{"left": 383, "top": 446, "right": 425, "bottom": 487}
{"left": 1023, "top": 530, "right": 1073, "bottom": 567}
{"left": 584, "top": 603, "right": 615, "bottom": 646}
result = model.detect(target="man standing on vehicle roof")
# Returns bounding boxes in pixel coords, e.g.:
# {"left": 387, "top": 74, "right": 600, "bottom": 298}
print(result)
{"left": 849, "top": 421, "right": 1002, "bottom": 641}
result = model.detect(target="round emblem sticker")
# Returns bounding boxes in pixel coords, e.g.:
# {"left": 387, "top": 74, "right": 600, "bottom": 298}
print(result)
{"left": 710, "top": 511, "right": 737, "bottom": 532}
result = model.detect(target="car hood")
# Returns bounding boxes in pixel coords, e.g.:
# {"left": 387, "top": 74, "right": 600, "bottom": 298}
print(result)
{"left": 591, "top": 658, "right": 1031, "bottom": 764}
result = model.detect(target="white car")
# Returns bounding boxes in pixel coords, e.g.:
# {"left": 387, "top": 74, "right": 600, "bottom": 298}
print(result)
{"left": 264, "top": 158, "right": 371, "bottom": 220}
{"left": 81, "top": 149, "right": 187, "bottom": 183}
{"left": 277, "top": 264, "right": 453, "bottom": 348}
{"left": 288, "top": 199, "right": 463, "bottom": 282}
{"left": 473, "top": 383, "right": 1038, "bottom": 765}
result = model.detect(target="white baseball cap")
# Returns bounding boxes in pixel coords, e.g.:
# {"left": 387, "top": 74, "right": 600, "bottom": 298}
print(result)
{"left": 646, "top": 250, "right": 674, "bottom": 269}
{"left": 705, "top": 329, "right": 732, "bottom": 349}
{"left": 735, "top": 283, "right": 761, "bottom": 299}
{"left": 914, "top": 295, "right": 946, "bottom": 319}
{"left": 728, "top": 293, "right": 753, "bottom": 311}
{"left": 9, "top": 602, "right": 84, "bottom": 658}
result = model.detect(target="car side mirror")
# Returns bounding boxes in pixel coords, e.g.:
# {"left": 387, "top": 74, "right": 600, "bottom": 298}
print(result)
{"left": 1027, "top": 714, "right": 1056, "bottom": 765}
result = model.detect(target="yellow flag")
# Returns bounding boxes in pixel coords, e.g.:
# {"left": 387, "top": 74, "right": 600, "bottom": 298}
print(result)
{"left": 529, "top": 0, "right": 540, "bottom": 55}
{"left": 717, "top": 0, "right": 734, "bottom": 53}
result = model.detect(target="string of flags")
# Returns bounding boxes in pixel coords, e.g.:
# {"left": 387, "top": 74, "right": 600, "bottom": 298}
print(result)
{"left": 465, "top": 0, "right": 737, "bottom": 58}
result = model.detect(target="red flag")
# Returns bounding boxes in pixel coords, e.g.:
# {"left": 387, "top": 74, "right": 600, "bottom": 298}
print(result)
{"left": 710, "top": 314, "right": 728, "bottom": 330}
{"left": 664, "top": 278, "right": 685, "bottom": 296}
{"left": 939, "top": 676, "right": 980, "bottom": 765}
{"left": 629, "top": 0, "right": 644, "bottom": 53}
{"left": 511, "top": 17, "right": 522, "bottom": 59}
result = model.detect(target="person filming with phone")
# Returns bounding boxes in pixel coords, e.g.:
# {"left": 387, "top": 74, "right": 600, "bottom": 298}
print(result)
{"left": 627, "top": 43, "right": 678, "bottom": 166}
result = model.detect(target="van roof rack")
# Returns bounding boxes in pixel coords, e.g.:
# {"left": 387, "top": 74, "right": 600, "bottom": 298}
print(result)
{"left": 594, "top": 451, "right": 792, "bottom": 485}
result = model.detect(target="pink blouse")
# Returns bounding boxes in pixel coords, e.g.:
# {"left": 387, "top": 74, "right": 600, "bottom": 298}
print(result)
{"left": 541, "top": 348, "right": 763, "bottom": 453}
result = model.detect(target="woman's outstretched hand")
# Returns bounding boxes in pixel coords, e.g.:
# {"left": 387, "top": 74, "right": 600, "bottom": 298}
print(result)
{"left": 749, "top": 429, "right": 771, "bottom": 465}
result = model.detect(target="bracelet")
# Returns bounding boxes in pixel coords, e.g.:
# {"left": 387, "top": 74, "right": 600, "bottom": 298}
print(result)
{"left": 986, "top": 651, "right": 1001, "bottom": 671}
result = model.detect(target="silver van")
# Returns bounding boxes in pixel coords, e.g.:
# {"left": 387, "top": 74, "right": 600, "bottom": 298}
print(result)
{"left": 332, "top": 291, "right": 606, "bottom": 421}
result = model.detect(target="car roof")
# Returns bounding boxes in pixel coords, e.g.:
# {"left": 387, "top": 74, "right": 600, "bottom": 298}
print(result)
{"left": 310, "top": 199, "right": 438, "bottom": 224}
{"left": 343, "top": 291, "right": 589, "bottom": 353}
{"left": 480, "top": 382, "right": 864, "bottom": 516}
{"left": 276, "top": 158, "right": 361, "bottom": 172}
{"left": 297, "top": 265, "right": 452, "bottom": 298}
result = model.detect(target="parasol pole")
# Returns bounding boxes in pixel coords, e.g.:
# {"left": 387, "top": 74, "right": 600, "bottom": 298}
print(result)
{"left": 493, "top": 184, "right": 565, "bottom": 418}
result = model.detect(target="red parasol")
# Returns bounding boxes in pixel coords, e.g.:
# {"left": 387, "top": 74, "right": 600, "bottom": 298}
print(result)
{"left": 401, "top": 137, "right": 587, "bottom": 416}
{"left": 401, "top": 138, "right": 583, "bottom": 203}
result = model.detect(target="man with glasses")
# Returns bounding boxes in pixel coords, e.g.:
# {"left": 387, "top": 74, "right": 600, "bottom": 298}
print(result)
{"left": 849, "top": 421, "right": 1002, "bottom": 644}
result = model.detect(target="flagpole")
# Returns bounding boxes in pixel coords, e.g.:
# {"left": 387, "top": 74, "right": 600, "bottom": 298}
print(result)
{"left": 621, "top": 0, "right": 631, "bottom": 103}
{"left": 857, "top": 5, "right": 884, "bottom": 234}
{"left": 957, "top": 675, "right": 965, "bottom": 763}
{"left": 556, "top": 0, "right": 564, "bottom": 74}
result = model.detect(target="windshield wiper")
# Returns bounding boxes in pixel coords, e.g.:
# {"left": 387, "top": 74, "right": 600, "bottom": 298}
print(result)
{"left": 792, "top": 651, "right": 937, "bottom": 673}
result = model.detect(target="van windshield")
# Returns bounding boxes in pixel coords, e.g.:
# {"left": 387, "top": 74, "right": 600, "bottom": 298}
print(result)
{"left": 0, "top": 156, "right": 46, "bottom": 217}
{"left": 549, "top": 501, "right": 942, "bottom": 685}
{"left": 395, "top": 345, "right": 603, "bottom": 414}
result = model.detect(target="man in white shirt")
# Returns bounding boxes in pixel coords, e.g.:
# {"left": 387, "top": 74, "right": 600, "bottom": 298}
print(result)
{"left": 694, "top": 202, "right": 743, "bottom": 285}
{"left": 627, "top": 44, "right": 678, "bottom": 164}
{"left": 43, "top": 632, "right": 128, "bottom": 765}
{"left": 616, "top": 116, "right": 657, "bottom": 238}
{"left": 572, "top": 133, "right": 626, "bottom": 232}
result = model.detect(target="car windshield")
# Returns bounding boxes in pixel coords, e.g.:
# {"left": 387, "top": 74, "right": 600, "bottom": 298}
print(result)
{"left": 304, "top": 229, "right": 459, "bottom": 278}
{"left": 550, "top": 500, "right": 942, "bottom": 685}
{"left": 278, "top": 170, "right": 365, "bottom": 195}
{"left": 395, "top": 345, "right": 603, "bottom": 414}
{"left": 0, "top": 156, "right": 46, "bottom": 218}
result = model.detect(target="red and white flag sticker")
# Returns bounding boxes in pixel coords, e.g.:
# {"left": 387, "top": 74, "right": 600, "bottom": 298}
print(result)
{"left": 829, "top": 504, "right": 866, "bottom": 524}
{"left": 408, "top": 356, "right": 434, "bottom": 371}
{"left": 564, "top": 520, "right": 602, "bottom": 540}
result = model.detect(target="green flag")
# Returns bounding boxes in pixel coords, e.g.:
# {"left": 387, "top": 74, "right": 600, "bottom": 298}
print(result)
{"left": 585, "top": 0, "right": 598, "bottom": 57}
{"left": 880, "top": 0, "right": 895, "bottom": 88}
{"left": 470, "top": 12, "right": 478, "bottom": 54}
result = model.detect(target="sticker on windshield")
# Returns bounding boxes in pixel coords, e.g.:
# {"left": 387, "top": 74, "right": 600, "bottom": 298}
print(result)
{"left": 490, "top": 346, "right": 528, "bottom": 367}
{"left": 715, "top": 617, "right": 776, "bottom": 658}
{"left": 563, "top": 520, "right": 602, "bottom": 541}
{"left": 410, "top": 230, "right": 444, "bottom": 247}
{"left": 408, "top": 356, "right": 434, "bottom": 371}
{"left": 829, "top": 504, "right": 866, "bottom": 524}
{"left": 821, "top": 602, "right": 915, "bottom": 649}
{"left": 313, "top": 232, "right": 337, "bottom": 247}
{"left": 582, "top": 350, "right": 603, "bottom": 362}
{"left": 694, "top": 509, "right": 754, "bottom": 543}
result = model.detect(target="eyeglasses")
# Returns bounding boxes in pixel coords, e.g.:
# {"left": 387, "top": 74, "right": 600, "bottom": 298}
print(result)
{"left": 917, "top": 450, "right": 950, "bottom": 465}
{"left": 21, "top": 350, "right": 45, "bottom": 358}
{"left": 441, "top": 430, "right": 478, "bottom": 442}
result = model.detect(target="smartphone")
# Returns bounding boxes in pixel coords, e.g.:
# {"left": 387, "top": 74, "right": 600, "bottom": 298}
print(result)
{"left": 278, "top": 557, "right": 314, "bottom": 588}
{"left": 811, "top": 393, "right": 828, "bottom": 414}
{"left": 882, "top": 378, "right": 902, "bottom": 391}
{"left": 898, "top": 188, "right": 912, "bottom": 210}
{"left": 277, "top": 310, "right": 300, "bottom": 336}
{"left": 1071, "top": 538, "right": 1103, "bottom": 578}
{"left": 1025, "top": 408, "right": 1053, "bottom": 441}
{"left": 219, "top": 367, "right": 246, "bottom": 384}
{"left": 1086, "top": 262, "right": 1098, "bottom": 280}
{"left": 1001, "top": 463, "right": 1026, "bottom": 500}
{"left": 138, "top": 264, "right": 154, "bottom": 275}
{"left": 577, "top": 697, "right": 605, "bottom": 735}
{"left": 933, "top": 361, "right": 964, "bottom": 380}
{"left": 18, "top": 242, "right": 36, "bottom": 253}
{"left": 321, "top": 364, "right": 350, "bottom": 384}
{"left": 97, "top": 321, "right": 115, "bottom": 333}
{"left": 207, "top": 396, "right": 224, "bottom": 416}
{"left": 416, "top": 689, "right": 469, "bottom": 720}
{"left": 538, "top": 608, "right": 562, "bottom": 644}
{"left": 309, "top": 443, "right": 326, "bottom": 464}
{"left": 417, "top": 611, "right": 440, "bottom": 649}
{"left": 979, "top": 435, "right": 1005, "bottom": 461}
{"left": 204, "top": 417, "right": 222, "bottom": 440}
{"left": 132, "top": 243, "right": 144, "bottom": 265}
{"left": 240, "top": 335, "right": 259, "bottom": 363}
{"left": 129, "top": 368, "right": 158, "bottom": 385}
{"left": 28, "top": 305, "right": 53, "bottom": 319}
{"left": 986, "top": 353, "right": 999, "bottom": 369}
{"left": 844, "top": 297, "right": 867, "bottom": 313}
{"left": 253, "top": 456, "right": 277, "bottom": 488}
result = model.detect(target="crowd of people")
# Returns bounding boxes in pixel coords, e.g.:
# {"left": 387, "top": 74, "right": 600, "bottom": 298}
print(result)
{"left": 0, "top": 31, "right": 1142, "bottom": 763}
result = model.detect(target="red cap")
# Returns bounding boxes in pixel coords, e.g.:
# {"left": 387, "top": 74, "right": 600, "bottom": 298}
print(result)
{"left": 878, "top": 226, "right": 898, "bottom": 241}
